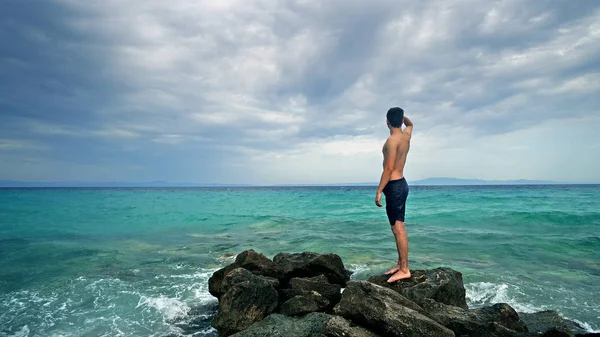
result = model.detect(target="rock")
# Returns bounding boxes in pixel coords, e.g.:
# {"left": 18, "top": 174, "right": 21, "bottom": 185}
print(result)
{"left": 420, "top": 299, "right": 527, "bottom": 336}
{"left": 470, "top": 322, "right": 527, "bottom": 337}
{"left": 368, "top": 267, "right": 468, "bottom": 309}
{"left": 281, "top": 275, "right": 342, "bottom": 304}
{"left": 519, "top": 311, "right": 587, "bottom": 335}
{"left": 230, "top": 313, "right": 331, "bottom": 337}
{"left": 334, "top": 281, "right": 454, "bottom": 337}
{"left": 321, "top": 316, "right": 381, "bottom": 337}
{"left": 542, "top": 327, "right": 576, "bottom": 337}
{"left": 209, "top": 250, "right": 281, "bottom": 299}
{"left": 273, "top": 252, "right": 351, "bottom": 286}
{"left": 280, "top": 291, "right": 330, "bottom": 316}
{"left": 212, "top": 268, "right": 279, "bottom": 337}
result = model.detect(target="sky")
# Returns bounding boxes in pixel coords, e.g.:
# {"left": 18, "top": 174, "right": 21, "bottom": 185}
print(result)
{"left": 1, "top": 0, "right": 599, "bottom": 185}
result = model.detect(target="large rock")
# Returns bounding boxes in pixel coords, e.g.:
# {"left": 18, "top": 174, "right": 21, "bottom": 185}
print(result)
{"left": 420, "top": 298, "right": 527, "bottom": 336}
{"left": 469, "top": 322, "right": 528, "bottom": 337}
{"left": 280, "top": 292, "right": 330, "bottom": 316}
{"left": 334, "top": 281, "right": 455, "bottom": 337}
{"left": 230, "top": 313, "right": 331, "bottom": 337}
{"left": 368, "top": 267, "right": 468, "bottom": 309}
{"left": 280, "top": 275, "right": 342, "bottom": 305}
{"left": 209, "top": 250, "right": 281, "bottom": 299}
{"left": 322, "top": 316, "right": 381, "bottom": 337}
{"left": 273, "top": 252, "right": 351, "bottom": 286}
{"left": 212, "top": 268, "right": 279, "bottom": 337}
{"left": 519, "top": 311, "right": 587, "bottom": 336}
{"left": 542, "top": 327, "right": 576, "bottom": 337}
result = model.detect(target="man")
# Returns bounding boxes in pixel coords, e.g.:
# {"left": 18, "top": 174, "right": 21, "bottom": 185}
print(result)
{"left": 375, "top": 107, "right": 413, "bottom": 283}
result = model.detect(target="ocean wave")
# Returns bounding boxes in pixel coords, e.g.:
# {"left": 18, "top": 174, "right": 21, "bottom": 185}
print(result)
{"left": 465, "top": 281, "right": 544, "bottom": 313}
{"left": 137, "top": 295, "right": 190, "bottom": 321}
{"left": 465, "top": 281, "right": 600, "bottom": 333}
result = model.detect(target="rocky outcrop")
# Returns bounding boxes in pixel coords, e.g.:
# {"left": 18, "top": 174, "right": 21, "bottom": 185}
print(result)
{"left": 420, "top": 298, "right": 527, "bottom": 336}
{"left": 280, "top": 292, "right": 330, "bottom": 316}
{"left": 212, "top": 268, "right": 279, "bottom": 336}
{"left": 368, "top": 267, "right": 468, "bottom": 308}
{"left": 282, "top": 274, "right": 342, "bottom": 304}
{"left": 321, "top": 316, "right": 380, "bottom": 337}
{"left": 209, "top": 250, "right": 281, "bottom": 299}
{"left": 273, "top": 252, "right": 351, "bottom": 286}
{"left": 334, "top": 281, "right": 454, "bottom": 337}
{"left": 519, "top": 311, "right": 588, "bottom": 336}
{"left": 229, "top": 313, "right": 331, "bottom": 337}
{"left": 202, "top": 250, "right": 593, "bottom": 337}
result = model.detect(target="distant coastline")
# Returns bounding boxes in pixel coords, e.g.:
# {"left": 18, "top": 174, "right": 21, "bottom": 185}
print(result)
{"left": 0, "top": 177, "right": 596, "bottom": 188}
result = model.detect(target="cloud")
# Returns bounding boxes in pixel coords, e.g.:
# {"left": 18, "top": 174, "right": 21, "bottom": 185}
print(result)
{"left": 0, "top": 0, "right": 599, "bottom": 183}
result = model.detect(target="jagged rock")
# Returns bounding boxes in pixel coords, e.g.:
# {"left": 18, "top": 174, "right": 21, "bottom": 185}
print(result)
{"left": 368, "top": 267, "right": 468, "bottom": 309}
{"left": 420, "top": 298, "right": 527, "bottom": 336}
{"left": 519, "top": 311, "right": 587, "bottom": 335}
{"left": 542, "top": 327, "right": 576, "bottom": 337}
{"left": 469, "top": 322, "right": 527, "bottom": 337}
{"left": 209, "top": 250, "right": 281, "bottom": 299}
{"left": 230, "top": 313, "right": 331, "bottom": 337}
{"left": 321, "top": 316, "right": 380, "bottom": 337}
{"left": 212, "top": 268, "right": 279, "bottom": 337}
{"left": 280, "top": 274, "right": 342, "bottom": 305}
{"left": 280, "top": 291, "right": 330, "bottom": 316}
{"left": 273, "top": 252, "right": 351, "bottom": 286}
{"left": 334, "top": 281, "right": 454, "bottom": 337}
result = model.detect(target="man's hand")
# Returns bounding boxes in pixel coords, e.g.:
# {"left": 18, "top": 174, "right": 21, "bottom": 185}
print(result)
{"left": 375, "top": 191, "right": 383, "bottom": 207}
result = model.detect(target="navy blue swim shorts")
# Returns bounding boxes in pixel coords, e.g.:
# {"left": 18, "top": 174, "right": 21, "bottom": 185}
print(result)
{"left": 383, "top": 178, "right": 409, "bottom": 226}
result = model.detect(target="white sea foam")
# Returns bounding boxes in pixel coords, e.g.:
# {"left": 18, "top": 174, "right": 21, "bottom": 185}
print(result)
{"left": 570, "top": 319, "right": 600, "bottom": 333}
{"left": 348, "top": 264, "right": 372, "bottom": 279}
{"left": 465, "top": 282, "right": 544, "bottom": 313}
{"left": 137, "top": 295, "right": 191, "bottom": 321}
{"left": 8, "top": 325, "right": 30, "bottom": 337}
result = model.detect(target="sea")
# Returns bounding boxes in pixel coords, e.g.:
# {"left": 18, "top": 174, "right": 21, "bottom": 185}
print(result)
{"left": 0, "top": 185, "right": 599, "bottom": 336}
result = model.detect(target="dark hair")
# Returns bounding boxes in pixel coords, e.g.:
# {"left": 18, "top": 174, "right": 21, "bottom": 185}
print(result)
{"left": 386, "top": 107, "right": 404, "bottom": 128}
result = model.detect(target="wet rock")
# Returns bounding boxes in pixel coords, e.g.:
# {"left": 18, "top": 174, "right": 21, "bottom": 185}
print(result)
{"left": 280, "top": 291, "right": 330, "bottom": 316}
{"left": 230, "top": 313, "right": 331, "bottom": 337}
{"left": 469, "top": 322, "right": 526, "bottom": 337}
{"left": 519, "top": 311, "right": 587, "bottom": 336}
{"left": 542, "top": 327, "right": 576, "bottom": 337}
{"left": 212, "top": 268, "right": 279, "bottom": 337}
{"left": 280, "top": 274, "right": 342, "bottom": 305}
{"left": 368, "top": 267, "right": 468, "bottom": 309}
{"left": 209, "top": 250, "right": 281, "bottom": 299}
{"left": 334, "top": 281, "right": 454, "bottom": 337}
{"left": 420, "top": 299, "right": 527, "bottom": 336}
{"left": 273, "top": 252, "right": 351, "bottom": 286}
{"left": 321, "top": 316, "right": 380, "bottom": 337}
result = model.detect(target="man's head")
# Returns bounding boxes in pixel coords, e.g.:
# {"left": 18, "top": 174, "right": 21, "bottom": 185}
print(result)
{"left": 386, "top": 107, "right": 404, "bottom": 128}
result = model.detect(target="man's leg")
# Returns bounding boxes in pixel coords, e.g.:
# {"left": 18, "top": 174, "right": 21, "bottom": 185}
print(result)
{"left": 387, "top": 220, "right": 411, "bottom": 283}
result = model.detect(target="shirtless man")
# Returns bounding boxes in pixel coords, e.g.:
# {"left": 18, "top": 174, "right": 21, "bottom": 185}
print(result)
{"left": 375, "top": 107, "right": 413, "bottom": 283}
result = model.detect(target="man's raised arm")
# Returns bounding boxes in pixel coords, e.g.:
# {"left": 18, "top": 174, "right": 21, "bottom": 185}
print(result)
{"left": 403, "top": 116, "right": 413, "bottom": 136}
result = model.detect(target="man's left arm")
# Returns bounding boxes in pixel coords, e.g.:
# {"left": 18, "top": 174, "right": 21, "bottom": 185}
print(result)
{"left": 375, "top": 139, "right": 397, "bottom": 207}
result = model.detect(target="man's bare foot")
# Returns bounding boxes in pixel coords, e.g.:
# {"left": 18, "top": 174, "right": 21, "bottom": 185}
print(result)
{"left": 387, "top": 270, "right": 411, "bottom": 283}
{"left": 385, "top": 264, "right": 401, "bottom": 275}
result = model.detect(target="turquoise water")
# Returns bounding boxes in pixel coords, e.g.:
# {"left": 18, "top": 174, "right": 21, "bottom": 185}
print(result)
{"left": 0, "top": 185, "right": 599, "bottom": 336}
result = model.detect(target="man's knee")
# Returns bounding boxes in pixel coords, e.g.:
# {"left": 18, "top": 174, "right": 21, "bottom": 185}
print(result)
{"left": 391, "top": 221, "right": 405, "bottom": 233}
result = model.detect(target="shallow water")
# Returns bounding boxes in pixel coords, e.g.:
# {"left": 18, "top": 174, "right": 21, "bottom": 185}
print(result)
{"left": 0, "top": 185, "right": 599, "bottom": 336}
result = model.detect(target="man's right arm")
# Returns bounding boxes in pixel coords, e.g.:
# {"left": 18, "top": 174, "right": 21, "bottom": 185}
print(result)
{"left": 403, "top": 116, "right": 413, "bottom": 136}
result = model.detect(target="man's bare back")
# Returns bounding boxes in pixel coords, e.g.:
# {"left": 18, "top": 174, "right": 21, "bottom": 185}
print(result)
{"left": 382, "top": 127, "right": 411, "bottom": 181}
{"left": 376, "top": 109, "right": 413, "bottom": 283}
